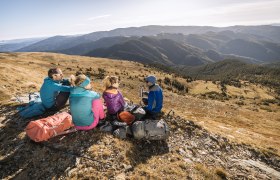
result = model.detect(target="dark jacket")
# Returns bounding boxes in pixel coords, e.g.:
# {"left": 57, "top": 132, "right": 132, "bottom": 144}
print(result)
{"left": 145, "top": 84, "right": 163, "bottom": 113}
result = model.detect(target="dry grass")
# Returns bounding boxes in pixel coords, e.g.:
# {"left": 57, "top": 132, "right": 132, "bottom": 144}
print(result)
{"left": 193, "top": 163, "right": 223, "bottom": 180}
{"left": 189, "top": 80, "right": 222, "bottom": 94}
{"left": 1, "top": 52, "right": 279, "bottom": 155}
{"left": 226, "top": 83, "right": 274, "bottom": 99}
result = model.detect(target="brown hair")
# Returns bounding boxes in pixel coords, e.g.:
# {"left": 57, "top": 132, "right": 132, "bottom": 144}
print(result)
{"left": 103, "top": 76, "right": 119, "bottom": 90}
{"left": 69, "top": 74, "right": 87, "bottom": 86}
{"left": 48, "top": 68, "right": 61, "bottom": 79}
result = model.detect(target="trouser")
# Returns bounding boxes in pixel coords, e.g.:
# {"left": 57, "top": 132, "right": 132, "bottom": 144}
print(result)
{"left": 75, "top": 99, "right": 105, "bottom": 131}
{"left": 48, "top": 81, "right": 70, "bottom": 111}
{"left": 47, "top": 91, "right": 70, "bottom": 111}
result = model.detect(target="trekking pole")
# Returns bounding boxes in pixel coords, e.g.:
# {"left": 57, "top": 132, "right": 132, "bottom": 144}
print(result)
{"left": 139, "top": 85, "right": 144, "bottom": 106}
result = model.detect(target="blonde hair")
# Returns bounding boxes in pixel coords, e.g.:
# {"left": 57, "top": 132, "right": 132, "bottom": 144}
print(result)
{"left": 69, "top": 74, "right": 87, "bottom": 86}
{"left": 103, "top": 76, "right": 119, "bottom": 90}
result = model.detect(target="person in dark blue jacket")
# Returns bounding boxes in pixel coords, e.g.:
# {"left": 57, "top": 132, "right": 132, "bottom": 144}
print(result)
{"left": 142, "top": 75, "right": 163, "bottom": 119}
{"left": 40, "top": 68, "right": 71, "bottom": 110}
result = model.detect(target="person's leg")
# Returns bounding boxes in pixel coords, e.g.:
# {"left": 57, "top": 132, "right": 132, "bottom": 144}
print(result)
{"left": 54, "top": 91, "right": 70, "bottom": 110}
{"left": 54, "top": 80, "right": 70, "bottom": 110}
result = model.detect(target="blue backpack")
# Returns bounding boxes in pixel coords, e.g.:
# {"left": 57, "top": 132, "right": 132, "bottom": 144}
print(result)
{"left": 18, "top": 93, "right": 46, "bottom": 119}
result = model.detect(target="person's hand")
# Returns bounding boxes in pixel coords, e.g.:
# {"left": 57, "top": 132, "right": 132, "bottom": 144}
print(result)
{"left": 143, "top": 91, "right": 149, "bottom": 96}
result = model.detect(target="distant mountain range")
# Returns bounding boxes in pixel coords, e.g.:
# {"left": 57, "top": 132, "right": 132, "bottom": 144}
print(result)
{"left": 0, "top": 37, "right": 46, "bottom": 52}
{"left": 86, "top": 37, "right": 215, "bottom": 66}
{"left": 1, "top": 25, "right": 280, "bottom": 66}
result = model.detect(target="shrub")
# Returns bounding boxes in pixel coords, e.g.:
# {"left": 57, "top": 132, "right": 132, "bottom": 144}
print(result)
{"left": 164, "top": 77, "right": 171, "bottom": 85}
{"left": 91, "top": 68, "right": 107, "bottom": 79}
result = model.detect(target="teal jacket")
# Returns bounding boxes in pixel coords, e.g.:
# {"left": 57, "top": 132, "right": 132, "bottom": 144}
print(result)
{"left": 40, "top": 77, "right": 71, "bottom": 108}
{"left": 69, "top": 87, "right": 100, "bottom": 126}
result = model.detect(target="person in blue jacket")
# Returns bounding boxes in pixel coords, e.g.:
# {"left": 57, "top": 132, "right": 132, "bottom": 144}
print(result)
{"left": 69, "top": 74, "right": 105, "bottom": 130}
{"left": 40, "top": 68, "right": 71, "bottom": 110}
{"left": 142, "top": 75, "right": 163, "bottom": 119}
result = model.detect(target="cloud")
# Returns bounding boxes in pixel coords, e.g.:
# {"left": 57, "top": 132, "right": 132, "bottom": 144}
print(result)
{"left": 88, "top": 14, "right": 111, "bottom": 21}
{"left": 163, "top": 0, "right": 280, "bottom": 26}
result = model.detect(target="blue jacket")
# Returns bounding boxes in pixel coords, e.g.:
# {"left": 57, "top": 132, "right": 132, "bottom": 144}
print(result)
{"left": 40, "top": 77, "right": 71, "bottom": 108}
{"left": 145, "top": 84, "right": 163, "bottom": 113}
{"left": 69, "top": 87, "right": 100, "bottom": 126}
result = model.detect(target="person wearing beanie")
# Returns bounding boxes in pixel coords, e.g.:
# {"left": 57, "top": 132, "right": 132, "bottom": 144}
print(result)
{"left": 40, "top": 68, "right": 71, "bottom": 110}
{"left": 102, "top": 76, "right": 125, "bottom": 116}
{"left": 69, "top": 74, "right": 105, "bottom": 130}
{"left": 143, "top": 75, "right": 163, "bottom": 119}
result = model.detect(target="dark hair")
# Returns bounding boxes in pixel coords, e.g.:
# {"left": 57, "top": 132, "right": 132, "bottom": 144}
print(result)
{"left": 48, "top": 68, "right": 60, "bottom": 78}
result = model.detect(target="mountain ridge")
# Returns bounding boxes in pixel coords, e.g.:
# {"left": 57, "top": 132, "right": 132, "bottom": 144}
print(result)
{"left": 15, "top": 25, "right": 280, "bottom": 52}
{"left": 1, "top": 25, "right": 279, "bottom": 67}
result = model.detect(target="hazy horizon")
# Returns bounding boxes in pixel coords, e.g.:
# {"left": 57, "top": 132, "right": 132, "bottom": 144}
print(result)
{"left": 1, "top": 0, "right": 280, "bottom": 41}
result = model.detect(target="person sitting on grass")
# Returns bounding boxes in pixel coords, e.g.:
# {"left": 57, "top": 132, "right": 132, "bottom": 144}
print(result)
{"left": 142, "top": 75, "right": 163, "bottom": 119}
{"left": 102, "top": 76, "right": 126, "bottom": 119}
{"left": 69, "top": 74, "right": 105, "bottom": 131}
{"left": 40, "top": 68, "right": 71, "bottom": 111}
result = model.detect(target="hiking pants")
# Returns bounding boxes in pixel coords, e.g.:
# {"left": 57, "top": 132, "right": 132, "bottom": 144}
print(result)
{"left": 48, "top": 81, "right": 70, "bottom": 111}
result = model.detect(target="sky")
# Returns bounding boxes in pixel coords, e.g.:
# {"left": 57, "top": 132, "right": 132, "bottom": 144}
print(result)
{"left": 0, "top": 0, "right": 280, "bottom": 40}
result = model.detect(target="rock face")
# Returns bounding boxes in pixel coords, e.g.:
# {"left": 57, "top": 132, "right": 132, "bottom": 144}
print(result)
{"left": 0, "top": 105, "right": 279, "bottom": 179}
{"left": 166, "top": 116, "right": 280, "bottom": 179}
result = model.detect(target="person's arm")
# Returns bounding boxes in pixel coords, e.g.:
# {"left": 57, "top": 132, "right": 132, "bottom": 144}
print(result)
{"left": 145, "top": 91, "right": 155, "bottom": 111}
{"left": 53, "top": 83, "right": 71, "bottom": 92}
{"left": 154, "top": 90, "right": 163, "bottom": 111}
{"left": 61, "top": 79, "right": 70, "bottom": 85}
{"left": 89, "top": 91, "right": 101, "bottom": 99}
{"left": 118, "top": 92, "right": 126, "bottom": 108}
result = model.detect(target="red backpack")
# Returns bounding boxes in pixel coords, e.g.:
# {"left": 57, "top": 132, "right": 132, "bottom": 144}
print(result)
{"left": 25, "top": 112, "right": 73, "bottom": 142}
{"left": 117, "top": 111, "right": 135, "bottom": 125}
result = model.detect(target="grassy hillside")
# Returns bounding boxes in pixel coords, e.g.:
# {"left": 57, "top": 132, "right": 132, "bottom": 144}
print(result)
{"left": 177, "top": 60, "right": 280, "bottom": 95}
{"left": 0, "top": 53, "right": 280, "bottom": 179}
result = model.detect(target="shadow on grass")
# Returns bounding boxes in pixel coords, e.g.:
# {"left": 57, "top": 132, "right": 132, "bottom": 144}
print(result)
{"left": 0, "top": 104, "right": 103, "bottom": 179}
{"left": 126, "top": 139, "right": 169, "bottom": 168}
